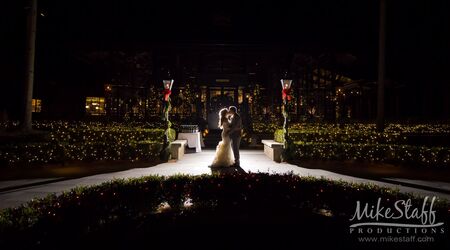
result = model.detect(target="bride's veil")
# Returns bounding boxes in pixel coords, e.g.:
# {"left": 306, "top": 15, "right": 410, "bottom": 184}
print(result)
{"left": 218, "top": 108, "right": 229, "bottom": 129}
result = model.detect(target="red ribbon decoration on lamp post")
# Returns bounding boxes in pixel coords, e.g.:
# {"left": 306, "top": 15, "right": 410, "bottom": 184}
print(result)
{"left": 282, "top": 88, "right": 292, "bottom": 102}
{"left": 163, "top": 89, "right": 172, "bottom": 102}
{"left": 281, "top": 79, "right": 293, "bottom": 103}
{"left": 162, "top": 79, "right": 174, "bottom": 122}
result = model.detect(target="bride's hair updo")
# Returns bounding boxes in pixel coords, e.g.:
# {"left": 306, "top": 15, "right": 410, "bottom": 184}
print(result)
{"left": 218, "top": 108, "right": 229, "bottom": 129}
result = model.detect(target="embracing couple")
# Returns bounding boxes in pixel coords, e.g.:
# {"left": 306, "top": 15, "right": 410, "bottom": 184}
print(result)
{"left": 209, "top": 106, "right": 242, "bottom": 168}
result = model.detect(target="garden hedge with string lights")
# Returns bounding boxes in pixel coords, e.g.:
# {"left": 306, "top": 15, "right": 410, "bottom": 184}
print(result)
{"left": 0, "top": 173, "right": 448, "bottom": 248}
{"left": 1, "top": 121, "right": 450, "bottom": 167}
{"left": 0, "top": 121, "right": 164, "bottom": 166}
{"left": 272, "top": 123, "right": 450, "bottom": 167}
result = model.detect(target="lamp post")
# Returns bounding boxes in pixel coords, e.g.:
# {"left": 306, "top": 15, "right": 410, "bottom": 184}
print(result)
{"left": 161, "top": 79, "right": 174, "bottom": 161}
{"left": 162, "top": 79, "right": 174, "bottom": 124}
{"left": 281, "top": 79, "right": 293, "bottom": 161}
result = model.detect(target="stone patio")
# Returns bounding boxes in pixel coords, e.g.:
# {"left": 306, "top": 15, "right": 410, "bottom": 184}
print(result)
{"left": 0, "top": 150, "right": 449, "bottom": 209}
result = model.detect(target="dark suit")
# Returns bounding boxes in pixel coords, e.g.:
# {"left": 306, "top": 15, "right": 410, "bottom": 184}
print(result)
{"left": 229, "top": 113, "right": 242, "bottom": 165}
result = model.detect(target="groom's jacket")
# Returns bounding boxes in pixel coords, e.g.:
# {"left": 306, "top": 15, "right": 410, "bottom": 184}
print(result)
{"left": 229, "top": 114, "right": 242, "bottom": 138}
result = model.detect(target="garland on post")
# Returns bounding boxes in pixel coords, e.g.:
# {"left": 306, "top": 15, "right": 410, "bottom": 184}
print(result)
{"left": 281, "top": 79, "right": 294, "bottom": 161}
{"left": 160, "top": 80, "right": 174, "bottom": 161}
{"left": 282, "top": 88, "right": 292, "bottom": 102}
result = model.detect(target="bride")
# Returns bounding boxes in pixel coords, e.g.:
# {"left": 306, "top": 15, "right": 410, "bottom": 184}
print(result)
{"left": 210, "top": 108, "right": 235, "bottom": 167}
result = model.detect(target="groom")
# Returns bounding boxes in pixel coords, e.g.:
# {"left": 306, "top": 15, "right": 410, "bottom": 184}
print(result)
{"left": 227, "top": 106, "right": 242, "bottom": 167}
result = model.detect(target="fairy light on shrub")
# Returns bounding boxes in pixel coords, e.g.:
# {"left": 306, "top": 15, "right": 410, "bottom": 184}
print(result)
{"left": 288, "top": 123, "right": 450, "bottom": 167}
{"left": 0, "top": 121, "right": 449, "bottom": 167}
{"left": 1, "top": 173, "right": 448, "bottom": 249}
{"left": 0, "top": 121, "right": 164, "bottom": 166}
{"left": 277, "top": 123, "right": 449, "bottom": 167}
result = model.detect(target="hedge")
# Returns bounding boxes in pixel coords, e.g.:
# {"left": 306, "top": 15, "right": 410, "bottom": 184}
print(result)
{"left": 0, "top": 173, "right": 448, "bottom": 248}
{"left": 271, "top": 123, "right": 450, "bottom": 167}
{"left": 0, "top": 121, "right": 164, "bottom": 166}
{"left": 293, "top": 141, "right": 450, "bottom": 167}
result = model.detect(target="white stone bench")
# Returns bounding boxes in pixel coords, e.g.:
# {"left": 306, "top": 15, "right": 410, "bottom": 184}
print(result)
{"left": 261, "top": 140, "right": 284, "bottom": 163}
{"left": 170, "top": 140, "right": 188, "bottom": 160}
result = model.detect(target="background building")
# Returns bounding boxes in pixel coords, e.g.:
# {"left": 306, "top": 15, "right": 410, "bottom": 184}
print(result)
{"left": 58, "top": 43, "right": 384, "bottom": 130}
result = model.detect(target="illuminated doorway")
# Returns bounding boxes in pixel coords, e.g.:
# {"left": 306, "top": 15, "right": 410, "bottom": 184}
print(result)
{"left": 207, "top": 87, "right": 237, "bottom": 129}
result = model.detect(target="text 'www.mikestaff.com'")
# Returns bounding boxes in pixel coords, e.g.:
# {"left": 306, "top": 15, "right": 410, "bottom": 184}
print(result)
{"left": 357, "top": 235, "right": 436, "bottom": 243}
{"left": 348, "top": 196, "right": 447, "bottom": 246}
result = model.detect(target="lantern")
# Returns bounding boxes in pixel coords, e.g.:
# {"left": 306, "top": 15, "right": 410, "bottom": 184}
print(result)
{"left": 281, "top": 79, "right": 293, "bottom": 103}
{"left": 163, "top": 79, "right": 174, "bottom": 102}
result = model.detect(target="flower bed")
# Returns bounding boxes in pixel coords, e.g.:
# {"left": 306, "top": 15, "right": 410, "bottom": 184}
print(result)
{"left": 0, "top": 173, "right": 447, "bottom": 248}
{"left": 0, "top": 121, "right": 164, "bottom": 166}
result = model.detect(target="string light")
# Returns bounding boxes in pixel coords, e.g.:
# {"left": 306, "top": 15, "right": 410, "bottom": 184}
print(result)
{"left": 1, "top": 121, "right": 449, "bottom": 167}
{"left": 257, "top": 122, "right": 449, "bottom": 167}
{"left": 0, "top": 121, "right": 164, "bottom": 165}
{"left": 285, "top": 123, "right": 450, "bottom": 167}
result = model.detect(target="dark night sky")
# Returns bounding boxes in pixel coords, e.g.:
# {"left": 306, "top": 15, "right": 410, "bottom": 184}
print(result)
{"left": 1, "top": 0, "right": 449, "bottom": 118}
{"left": 3, "top": 0, "right": 449, "bottom": 77}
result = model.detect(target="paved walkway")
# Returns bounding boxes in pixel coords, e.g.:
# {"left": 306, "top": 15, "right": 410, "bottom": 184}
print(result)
{"left": 0, "top": 150, "right": 449, "bottom": 209}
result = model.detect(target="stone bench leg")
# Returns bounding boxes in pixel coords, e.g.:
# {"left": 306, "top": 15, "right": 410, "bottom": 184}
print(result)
{"left": 264, "top": 144, "right": 283, "bottom": 163}
{"left": 170, "top": 144, "right": 185, "bottom": 160}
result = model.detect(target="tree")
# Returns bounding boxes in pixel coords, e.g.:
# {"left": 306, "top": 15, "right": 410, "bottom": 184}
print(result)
{"left": 376, "top": 0, "right": 386, "bottom": 132}
{"left": 22, "top": 0, "right": 37, "bottom": 131}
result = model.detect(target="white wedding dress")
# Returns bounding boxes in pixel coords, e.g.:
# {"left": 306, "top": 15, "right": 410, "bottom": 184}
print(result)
{"left": 211, "top": 121, "right": 235, "bottom": 167}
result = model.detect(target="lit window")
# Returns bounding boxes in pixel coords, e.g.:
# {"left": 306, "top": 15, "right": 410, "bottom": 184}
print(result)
{"left": 85, "top": 97, "right": 105, "bottom": 116}
{"left": 201, "top": 88, "right": 207, "bottom": 103}
{"left": 238, "top": 89, "right": 243, "bottom": 104}
{"left": 32, "top": 99, "right": 42, "bottom": 113}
